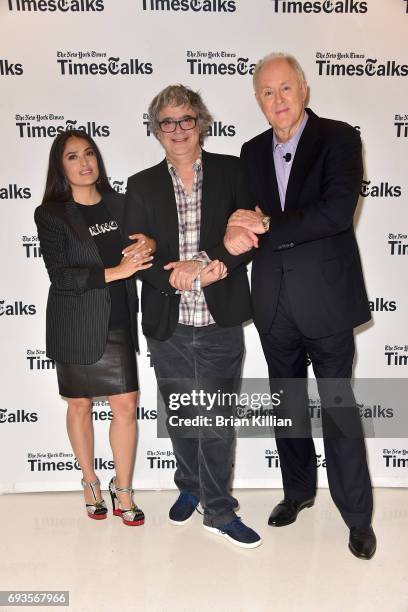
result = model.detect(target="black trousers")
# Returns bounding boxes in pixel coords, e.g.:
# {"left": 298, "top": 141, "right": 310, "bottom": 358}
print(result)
{"left": 147, "top": 323, "right": 244, "bottom": 528}
{"left": 259, "top": 276, "right": 373, "bottom": 529}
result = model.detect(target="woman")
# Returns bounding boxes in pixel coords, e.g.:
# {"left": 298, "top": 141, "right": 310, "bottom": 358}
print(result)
{"left": 35, "top": 129, "right": 153, "bottom": 526}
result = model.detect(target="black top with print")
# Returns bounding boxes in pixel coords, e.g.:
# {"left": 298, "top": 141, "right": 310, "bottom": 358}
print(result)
{"left": 77, "top": 200, "right": 130, "bottom": 330}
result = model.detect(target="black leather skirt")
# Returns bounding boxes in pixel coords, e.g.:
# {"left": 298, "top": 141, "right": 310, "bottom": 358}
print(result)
{"left": 56, "top": 328, "right": 138, "bottom": 398}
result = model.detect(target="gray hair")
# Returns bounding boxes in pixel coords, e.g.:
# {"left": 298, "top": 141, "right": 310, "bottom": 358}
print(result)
{"left": 253, "top": 53, "right": 306, "bottom": 90}
{"left": 148, "top": 84, "right": 213, "bottom": 145}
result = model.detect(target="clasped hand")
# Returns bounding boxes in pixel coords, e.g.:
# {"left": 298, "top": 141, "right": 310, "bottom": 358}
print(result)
{"left": 224, "top": 206, "right": 267, "bottom": 256}
{"left": 164, "top": 259, "right": 228, "bottom": 291}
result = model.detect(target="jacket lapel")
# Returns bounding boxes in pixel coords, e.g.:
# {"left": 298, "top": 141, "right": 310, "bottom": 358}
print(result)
{"left": 284, "top": 108, "right": 321, "bottom": 212}
{"left": 199, "top": 150, "right": 216, "bottom": 249}
{"left": 257, "top": 130, "right": 282, "bottom": 217}
{"left": 154, "top": 160, "right": 180, "bottom": 259}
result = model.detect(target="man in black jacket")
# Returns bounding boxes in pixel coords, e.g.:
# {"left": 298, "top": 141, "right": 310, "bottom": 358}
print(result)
{"left": 225, "top": 53, "right": 376, "bottom": 559}
{"left": 124, "top": 84, "right": 261, "bottom": 549}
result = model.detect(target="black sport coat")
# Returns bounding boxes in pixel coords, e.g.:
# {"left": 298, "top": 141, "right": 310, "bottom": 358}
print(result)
{"left": 124, "top": 149, "right": 252, "bottom": 341}
{"left": 35, "top": 190, "right": 138, "bottom": 364}
{"left": 241, "top": 108, "right": 371, "bottom": 338}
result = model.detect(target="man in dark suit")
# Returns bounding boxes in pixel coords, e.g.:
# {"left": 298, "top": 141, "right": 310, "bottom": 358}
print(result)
{"left": 124, "top": 84, "right": 261, "bottom": 548}
{"left": 225, "top": 53, "right": 376, "bottom": 559}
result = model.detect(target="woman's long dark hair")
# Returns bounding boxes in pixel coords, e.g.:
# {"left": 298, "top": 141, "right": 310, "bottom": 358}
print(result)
{"left": 42, "top": 129, "right": 115, "bottom": 204}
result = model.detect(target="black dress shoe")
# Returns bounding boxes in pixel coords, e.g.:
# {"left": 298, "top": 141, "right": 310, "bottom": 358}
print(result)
{"left": 349, "top": 526, "right": 376, "bottom": 559}
{"left": 268, "top": 497, "right": 315, "bottom": 527}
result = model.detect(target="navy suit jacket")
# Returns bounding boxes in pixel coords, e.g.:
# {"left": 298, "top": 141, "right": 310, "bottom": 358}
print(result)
{"left": 241, "top": 108, "right": 371, "bottom": 338}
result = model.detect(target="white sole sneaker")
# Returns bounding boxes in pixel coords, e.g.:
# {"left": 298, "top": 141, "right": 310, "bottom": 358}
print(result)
{"left": 203, "top": 524, "right": 263, "bottom": 549}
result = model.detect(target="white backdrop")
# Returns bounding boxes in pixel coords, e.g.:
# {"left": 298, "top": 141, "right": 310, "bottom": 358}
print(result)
{"left": 1, "top": 0, "right": 407, "bottom": 493}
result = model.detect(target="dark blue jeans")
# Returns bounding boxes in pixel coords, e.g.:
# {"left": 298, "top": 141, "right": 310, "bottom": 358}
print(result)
{"left": 147, "top": 323, "right": 244, "bottom": 528}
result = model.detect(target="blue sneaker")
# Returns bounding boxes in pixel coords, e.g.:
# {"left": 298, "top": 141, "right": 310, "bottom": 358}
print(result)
{"left": 169, "top": 492, "right": 200, "bottom": 525}
{"left": 204, "top": 517, "right": 262, "bottom": 548}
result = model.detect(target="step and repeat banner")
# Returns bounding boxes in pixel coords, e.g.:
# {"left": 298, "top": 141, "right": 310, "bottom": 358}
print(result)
{"left": 1, "top": 0, "right": 407, "bottom": 493}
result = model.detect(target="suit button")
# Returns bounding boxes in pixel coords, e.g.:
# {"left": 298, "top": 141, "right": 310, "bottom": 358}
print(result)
{"left": 289, "top": 242, "right": 295, "bottom": 248}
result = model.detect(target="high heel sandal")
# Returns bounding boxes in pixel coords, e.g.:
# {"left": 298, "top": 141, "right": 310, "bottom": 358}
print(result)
{"left": 81, "top": 478, "right": 108, "bottom": 520}
{"left": 109, "top": 477, "right": 145, "bottom": 526}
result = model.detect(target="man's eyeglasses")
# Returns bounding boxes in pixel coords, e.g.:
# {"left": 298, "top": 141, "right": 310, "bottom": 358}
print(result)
{"left": 158, "top": 116, "right": 197, "bottom": 133}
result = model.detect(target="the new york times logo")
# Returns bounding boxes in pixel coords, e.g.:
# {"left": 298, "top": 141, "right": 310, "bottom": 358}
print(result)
{"left": 383, "top": 448, "right": 408, "bottom": 468}
{"left": 0, "top": 408, "right": 38, "bottom": 424}
{"left": 369, "top": 298, "right": 397, "bottom": 313}
{"left": 387, "top": 232, "right": 408, "bottom": 256}
{"left": 394, "top": 113, "right": 408, "bottom": 137}
{"left": 384, "top": 345, "right": 408, "bottom": 367}
{"left": 57, "top": 51, "right": 153, "bottom": 76}
{"left": 27, "top": 452, "right": 114, "bottom": 471}
{"left": 265, "top": 449, "right": 326, "bottom": 468}
{"left": 0, "top": 59, "right": 23, "bottom": 76}
{"left": 315, "top": 52, "right": 408, "bottom": 77}
{"left": 22, "top": 235, "right": 41, "bottom": 258}
{"left": 361, "top": 180, "right": 401, "bottom": 198}
{"left": 15, "top": 114, "right": 110, "bottom": 138}
{"left": 1, "top": 184, "right": 31, "bottom": 200}
{"left": 0, "top": 299, "right": 36, "bottom": 316}
{"left": 8, "top": 0, "right": 104, "bottom": 11}
{"left": 146, "top": 450, "right": 176, "bottom": 469}
{"left": 186, "top": 50, "right": 255, "bottom": 76}
{"left": 142, "top": 113, "right": 236, "bottom": 137}
{"left": 271, "top": 0, "right": 367, "bottom": 13}
{"left": 142, "top": 0, "right": 236, "bottom": 11}
{"left": 26, "top": 349, "right": 55, "bottom": 371}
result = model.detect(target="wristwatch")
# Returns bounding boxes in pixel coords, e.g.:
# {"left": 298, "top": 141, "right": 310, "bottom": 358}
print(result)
{"left": 261, "top": 215, "right": 271, "bottom": 232}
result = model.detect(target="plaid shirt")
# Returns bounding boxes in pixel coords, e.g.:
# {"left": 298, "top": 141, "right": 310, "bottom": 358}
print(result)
{"left": 167, "top": 157, "right": 215, "bottom": 327}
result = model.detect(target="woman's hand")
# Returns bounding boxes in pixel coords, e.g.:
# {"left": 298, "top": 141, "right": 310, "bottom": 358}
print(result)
{"left": 122, "top": 233, "right": 157, "bottom": 260}
{"left": 105, "top": 252, "right": 153, "bottom": 282}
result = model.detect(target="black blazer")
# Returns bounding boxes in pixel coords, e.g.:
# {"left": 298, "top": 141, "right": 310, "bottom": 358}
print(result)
{"left": 241, "top": 108, "right": 371, "bottom": 338}
{"left": 35, "top": 190, "right": 138, "bottom": 364}
{"left": 124, "top": 150, "right": 252, "bottom": 341}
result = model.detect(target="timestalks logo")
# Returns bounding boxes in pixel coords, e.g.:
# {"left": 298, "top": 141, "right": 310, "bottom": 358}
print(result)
{"left": 57, "top": 56, "right": 153, "bottom": 76}
{"left": 0, "top": 409, "right": 38, "bottom": 423}
{"left": 142, "top": 0, "right": 236, "bottom": 11}
{"left": 92, "top": 405, "right": 157, "bottom": 420}
{"left": 316, "top": 55, "right": 408, "bottom": 77}
{"left": 361, "top": 180, "right": 401, "bottom": 198}
{"left": 0, "top": 300, "right": 36, "bottom": 316}
{"left": 394, "top": 114, "right": 408, "bottom": 137}
{"left": 265, "top": 451, "right": 326, "bottom": 468}
{"left": 26, "top": 350, "right": 55, "bottom": 371}
{"left": 383, "top": 448, "right": 408, "bottom": 467}
{"left": 384, "top": 345, "right": 408, "bottom": 366}
{"left": 142, "top": 114, "right": 236, "bottom": 137}
{"left": 22, "top": 236, "right": 42, "bottom": 258}
{"left": 0, "top": 59, "right": 23, "bottom": 76}
{"left": 272, "top": 0, "right": 367, "bottom": 13}
{"left": 15, "top": 117, "right": 110, "bottom": 138}
{"left": 146, "top": 450, "right": 176, "bottom": 469}
{"left": 0, "top": 184, "right": 31, "bottom": 199}
{"left": 369, "top": 298, "right": 397, "bottom": 312}
{"left": 186, "top": 52, "right": 255, "bottom": 76}
{"left": 388, "top": 233, "right": 408, "bottom": 255}
{"left": 27, "top": 455, "right": 114, "bottom": 471}
{"left": 7, "top": 0, "right": 104, "bottom": 11}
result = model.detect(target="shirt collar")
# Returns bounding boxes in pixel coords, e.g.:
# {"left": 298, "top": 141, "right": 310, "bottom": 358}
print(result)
{"left": 167, "top": 155, "right": 202, "bottom": 174}
{"left": 273, "top": 110, "right": 308, "bottom": 153}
